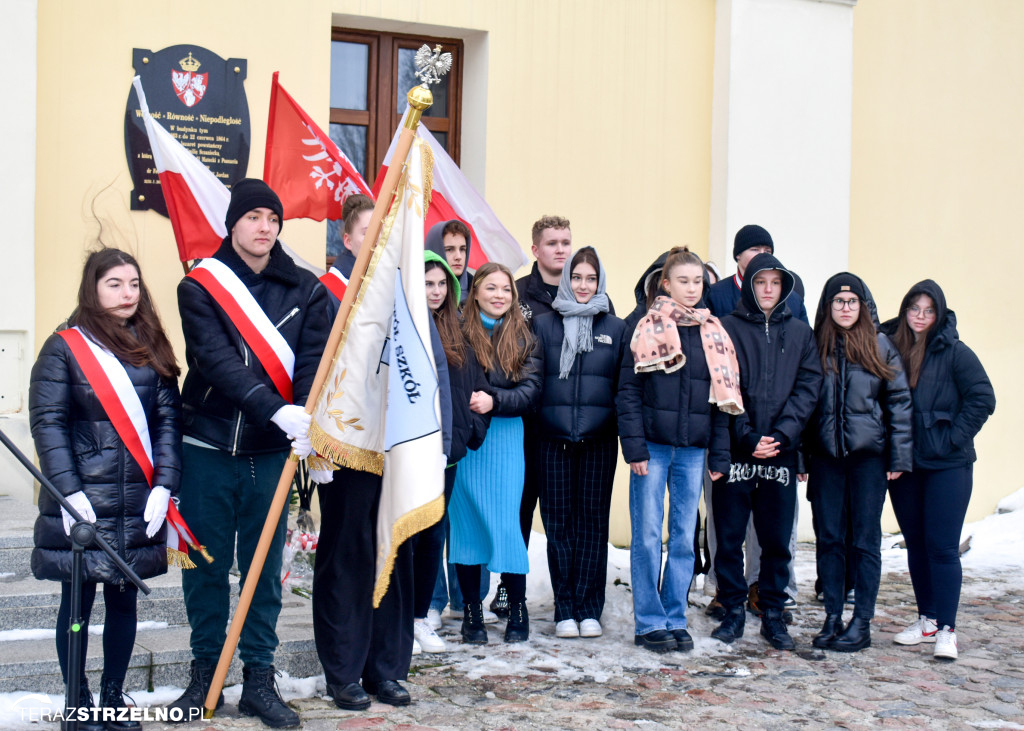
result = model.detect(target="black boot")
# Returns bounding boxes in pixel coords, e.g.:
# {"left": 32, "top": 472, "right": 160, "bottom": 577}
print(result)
{"left": 238, "top": 665, "right": 300, "bottom": 728}
{"left": 62, "top": 678, "right": 105, "bottom": 731}
{"left": 760, "top": 608, "right": 796, "bottom": 650}
{"left": 711, "top": 605, "right": 745, "bottom": 644}
{"left": 490, "top": 582, "right": 510, "bottom": 618}
{"left": 166, "top": 659, "right": 223, "bottom": 723}
{"left": 99, "top": 675, "right": 141, "bottom": 729}
{"left": 461, "top": 601, "right": 488, "bottom": 644}
{"left": 812, "top": 614, "right": 844, "bottom": 649}
{"left": 832, "top": 615, "right": 872, "bottom": 652}
{"left": 504, "top": 600, "right": 529, "bottom": 643}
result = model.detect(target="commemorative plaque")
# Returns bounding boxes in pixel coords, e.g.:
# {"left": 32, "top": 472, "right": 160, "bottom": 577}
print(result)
{"left": 125, "top": 45, "right": 251, "bottom": 216}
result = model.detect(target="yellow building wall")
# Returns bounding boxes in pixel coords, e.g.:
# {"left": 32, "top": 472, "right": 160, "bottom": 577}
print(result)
{"left": 851, "top": 0, "right": 1024, "bottom": 525}
{"left": 36, "top": 0, "right": 716, "bottom": 546}
{"left": 332, "top": 0, "right": 718, "bottom": 545}
{"left": 35, "top": 0, "right": 335, "bottom": 364}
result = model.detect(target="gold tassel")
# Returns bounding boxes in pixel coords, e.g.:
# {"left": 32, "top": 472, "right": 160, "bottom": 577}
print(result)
{"left": 195, "top": 545, "right": 214, "bottom": 564}
{"left": 372, "top": 494, "right": 446, "bottom": 606}
{"left": 167, "top": 547, "right": 197, "bottom": 570}
{"left": 309, "top": 421, "right": 384, "bottom": 475}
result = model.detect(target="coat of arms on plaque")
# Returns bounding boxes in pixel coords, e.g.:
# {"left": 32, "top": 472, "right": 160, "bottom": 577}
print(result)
{"left": 171, "top": 52, "right": 208, "bottom": 107}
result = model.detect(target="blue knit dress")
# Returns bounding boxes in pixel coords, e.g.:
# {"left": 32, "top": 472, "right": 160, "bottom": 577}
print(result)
{"left": 449, "top": 315, "right": 530, "bottom": 575}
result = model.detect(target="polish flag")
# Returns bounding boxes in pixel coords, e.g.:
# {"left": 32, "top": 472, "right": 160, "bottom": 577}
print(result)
{"left": 131, "top": 76, "right": 228, "bottom": 262}
{"left": 263, "top": 72, "right": 373, "bottom": 221}
{"left": 371, "top": 112, "right": 527, "bottom": 271}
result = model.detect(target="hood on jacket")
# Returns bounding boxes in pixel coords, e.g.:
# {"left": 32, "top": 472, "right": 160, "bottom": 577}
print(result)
{"left": 425, "top": 249, "right": 461, "bottom": 305}
{"left": 813, "top": 272, "right": 881, "bottom": 331}
{"left": 880, "top": 278, "right": 956, "bottom": 347}
{"left": 739, "top": 252, "right": 795, "bottom": 317}
{"left": 426, "top": 219, "right": 472, "bottom": 301}
{"left": 631, "top": 250, "right": 713, "bottom": 311}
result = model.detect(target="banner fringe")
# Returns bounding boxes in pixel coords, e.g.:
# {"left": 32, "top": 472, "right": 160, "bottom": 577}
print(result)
{"left": 310, "top": 421, "right": 384, "bottom": 475}
{"left": 372, "top": 493, "right": 445, "bottom": 607}
{"left": 167, "top": 547, "right": 197, "bottom": 570}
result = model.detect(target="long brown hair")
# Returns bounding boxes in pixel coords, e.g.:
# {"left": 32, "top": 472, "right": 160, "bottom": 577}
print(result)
{"left": 816, "top": 304, "right": 894, "bottom": 381}
{"left": 426, "top": 259, "right": 465, "bottom": 368}
{"left": 70, "top": 248, "right": 180, "bottom": 379}
{"left": 891, "top": 297, "right": 933, "bottom": 389}
{"left": 461, "top": 262, "right": 533, "bottom": 379}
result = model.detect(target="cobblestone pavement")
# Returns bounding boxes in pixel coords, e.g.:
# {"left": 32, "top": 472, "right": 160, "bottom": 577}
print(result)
{"left": 131, "top": 543, "right": 1024, "bottom": 730}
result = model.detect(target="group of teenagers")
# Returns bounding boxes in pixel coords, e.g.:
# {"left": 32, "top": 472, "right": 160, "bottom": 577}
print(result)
{"left": 28, "top": 177, "right": 995, "bottom": 730}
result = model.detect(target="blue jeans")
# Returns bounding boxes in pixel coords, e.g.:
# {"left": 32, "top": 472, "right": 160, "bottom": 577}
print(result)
{"left": 629, "top": 442, "right": 705, "bottom": 635}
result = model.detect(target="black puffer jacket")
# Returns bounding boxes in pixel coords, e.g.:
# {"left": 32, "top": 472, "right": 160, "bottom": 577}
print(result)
{"left": 623, "top": 252, "right": 670, "bottom": 335}
{"left": 517, "top": 262, "right": 558, "bottom": 325}
{"left": 177, "top": 239, "right": 331, "bottom": 455}
{"left": 719, "top": 253, "right": 822, "bottom": 461}
{"left": 475, "top": 326, "right": 542, "bottom": 418}
{"left": 880, "top": 280, "right": 995, "bottom": 470}
{"left": 616, "top": 323, "right": 731, "bottom": 473}
{"left": 30, "top": 331, "right": 182, "bottom": 583}
{"left": 448, "top": 346, "right": 491, "bottom": 462}
{"left": 533, "top": 311, "right": 627, "bottom": 442}
{"left": 805, "top": 274, "right": 913, "bottom": 469}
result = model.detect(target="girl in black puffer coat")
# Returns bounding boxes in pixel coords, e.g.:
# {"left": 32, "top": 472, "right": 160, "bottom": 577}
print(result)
{"left": 30, "top": 248, "right": 182, "bottom": 727}
{"left": 805, "top": 273, "right": 913, "bottom": 653}
{"left": 532, "top": 247, "right": 626, "bottom": 638}
{"left": 880, "top": 280, "right": 995, "bottom": 661}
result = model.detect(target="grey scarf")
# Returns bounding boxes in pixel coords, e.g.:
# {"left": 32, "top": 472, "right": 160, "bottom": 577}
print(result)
{"left": 552, "top": 255, "right": 610, "bottom": 379}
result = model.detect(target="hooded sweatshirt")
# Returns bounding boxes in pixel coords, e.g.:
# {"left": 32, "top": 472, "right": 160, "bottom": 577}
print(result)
{"left": 719, "top": 252, "right": 822, "bottom": 461}
{"left": 879, "top": 279, "right": 995, "bottom": 469}
{"left": 425, "top": 219, "right": 473, "bottom": 305}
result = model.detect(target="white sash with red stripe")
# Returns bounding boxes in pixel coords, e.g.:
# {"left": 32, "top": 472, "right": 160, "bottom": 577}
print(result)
{"left": 58, "top": 327, "right": 210, "bottom": 568}
{"left": 319, "top": 266, "right": 348, "bottom": 301}
{"left": 188, "top": 258, "right": 296, "bottom": 402}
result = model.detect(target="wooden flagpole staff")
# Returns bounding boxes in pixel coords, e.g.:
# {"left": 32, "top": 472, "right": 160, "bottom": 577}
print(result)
{"left": 202, "top": 77, "right": 438, "bottom": 719}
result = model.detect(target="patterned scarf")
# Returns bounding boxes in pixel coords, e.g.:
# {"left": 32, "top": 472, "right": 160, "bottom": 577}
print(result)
{"left": 631, "top": 296, "right": 745, "bottom": 415}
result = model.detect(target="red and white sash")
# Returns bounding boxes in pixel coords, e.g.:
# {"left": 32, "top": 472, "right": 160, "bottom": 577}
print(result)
{"left": 58, "top": 327, "right": 209, "bottom": 569}
{"left": 320, "top": 266, "right": 349, "bottom": 302}
{"left": 188, "top": 258, "right": 296, "bottom": 402}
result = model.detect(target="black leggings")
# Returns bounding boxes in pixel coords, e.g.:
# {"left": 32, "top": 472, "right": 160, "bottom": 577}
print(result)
{"left": 56, "top": 581, "right": 138, "bottom": 685}
{"left": 455, "top": 565, "right": 525, "bottom": 606}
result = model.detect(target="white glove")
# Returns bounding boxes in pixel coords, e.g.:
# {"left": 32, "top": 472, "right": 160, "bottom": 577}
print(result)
{"left": 308, "top": 468, "right": 334, "bottom": 485}
{"left": 271, "top": 405, "right": 313, "bottom": 458}
{"left": 144, "top": 486, "right": 171, "bottom": 538}
{"left": 61, "top": 491, "right": 97, "bottom": 537}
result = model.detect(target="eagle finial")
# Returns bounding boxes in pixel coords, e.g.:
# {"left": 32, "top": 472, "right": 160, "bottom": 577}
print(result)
{"left": 413, "top": 44, "right": 453, "bottom": 87}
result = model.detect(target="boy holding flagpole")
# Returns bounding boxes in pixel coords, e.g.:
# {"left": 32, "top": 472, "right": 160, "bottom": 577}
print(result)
{"left": 168, "top": 179, "right": 330, "bottom": 728}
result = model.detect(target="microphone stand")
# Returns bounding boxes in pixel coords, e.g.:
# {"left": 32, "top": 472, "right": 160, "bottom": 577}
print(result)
{"left": 0, "top": 427, "right": 150, "bottom": 731}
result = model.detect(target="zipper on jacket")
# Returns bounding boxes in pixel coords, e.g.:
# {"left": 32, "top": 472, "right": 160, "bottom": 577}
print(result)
{"left": 202, "top": 386, "right": 213, "bottom": 404}
{"left": 117, "top": 442, "right": 127, "bottom": 566}
{"left": 275, "top": 307, "right": 300, "bottom": 329}
{"left": 231, "top": 339, "right": 249, "bottom": 455}
{"left": 572, "top": 354, "right": 582, "bottom": 441}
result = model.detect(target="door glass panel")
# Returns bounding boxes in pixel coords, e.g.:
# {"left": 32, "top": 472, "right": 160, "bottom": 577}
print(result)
{"left": 329, "top": 123, "right": 367, "bottom": 179}
{"left": 330, "top": 41, "right": 369, "bottom": 111}
{"left": 396, "top": 47, "right": 449, "bottom": 118}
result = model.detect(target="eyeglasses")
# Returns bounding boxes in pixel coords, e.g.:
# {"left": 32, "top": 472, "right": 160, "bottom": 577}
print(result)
{"left": 831, "top": 298, "right": 860, "bottom": 311}
{"left": 908, "top": 305, "right": 935, "bottom": 317}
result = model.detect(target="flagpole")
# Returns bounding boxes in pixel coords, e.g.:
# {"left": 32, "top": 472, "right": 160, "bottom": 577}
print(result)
{"left": 202, "top": 82, "right": 435, "bottom": 720}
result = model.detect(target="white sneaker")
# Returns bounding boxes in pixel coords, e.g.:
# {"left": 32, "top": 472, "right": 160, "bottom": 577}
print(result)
{"left": 555, "top": 619, "right": 579, "bottom": 638}
{"left": 893, "top": 615, "right": 939, "bottom": 645}
{"left": 426, "top": 608, "right": 443, "bottom": 630}
{"left": 579, "top": 618, "right": 603, "bottom": 638}
{"left": 933, "top": 626, "right": 958, "bottom": 660}
{"left": 412, "top": 638, "right": 422, "bottom": 655}
{"left": 414, "top": 618, "right": 447, "bottom": 653}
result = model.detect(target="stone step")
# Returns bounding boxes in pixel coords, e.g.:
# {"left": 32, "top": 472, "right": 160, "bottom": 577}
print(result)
{"left": 0, "top": 569, "right": 204, "bottom": 631}
{"left": 0, "top": 594, "right": 319, "bottom": 694}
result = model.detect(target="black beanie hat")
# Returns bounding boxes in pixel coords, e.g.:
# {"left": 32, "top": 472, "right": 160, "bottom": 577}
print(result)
{"left": 824, "top": 273, "right": 866, "bottom": 302}
{"left": 733, "top": 224, "right": 774, "bottom": 260}
{"left": 225, "top": 178, "right": 284, "bottom": 235}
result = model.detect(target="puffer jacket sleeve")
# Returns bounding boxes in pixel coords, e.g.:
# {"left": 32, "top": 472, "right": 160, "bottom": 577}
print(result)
{"left": 949, "top": 341, "right": 996, "bottom": 446}
{"left": 429, "top": 317, "right": 453, "bottom": 459}
{"left": 768, "top": 328, "right": 824, "bottom": 449}
{"left": 292, "top": 281, "right": 332, "bottom": 406}
{"left": 708, "top": 406, "right": 732, "bottom": 474}
{"left": 880, "top": 336, "right": 913, "bottom": 473}
{"left": 29, "top": 335, "right": 83, "bottom": 497}
{"left": 151, "top": 375, "right": 184, "bottom": 496}
{"left": 467, "top": 351, "right": 492, "bottom": 449}
{"left": 615, "top": 340, "right": 649, "bottom": 464}
{"left": 490, "top": 340, "right": 542, "bottom": 417}
{"left": 178, "top": 277, "right": 287, "bottom": 425}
